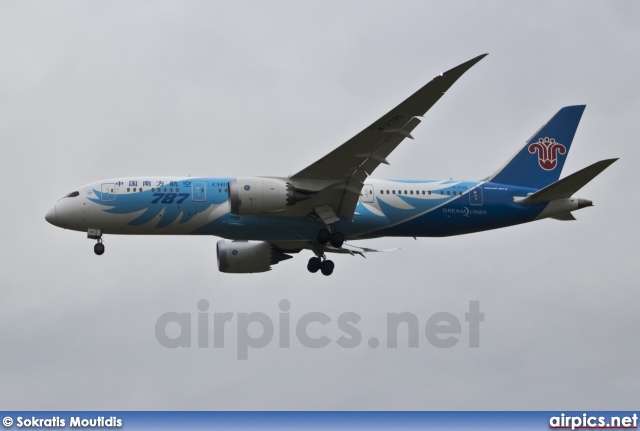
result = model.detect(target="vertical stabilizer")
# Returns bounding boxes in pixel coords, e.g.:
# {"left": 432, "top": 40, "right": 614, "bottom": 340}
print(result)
{"left": 486, "top": 105, "right": 585, "bottom": 189}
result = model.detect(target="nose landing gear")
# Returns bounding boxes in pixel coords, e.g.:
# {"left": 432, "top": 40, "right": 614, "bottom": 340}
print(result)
{"left": 94, "top": 240, "right": 105, "bottom": 256}
{"left": 88, "top": 228, "right": 104, "bottom": 256}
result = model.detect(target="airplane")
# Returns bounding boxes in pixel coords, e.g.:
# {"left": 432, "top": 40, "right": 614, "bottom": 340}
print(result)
{"left": 45, "top": 53, "right": 617, "bottom": 275}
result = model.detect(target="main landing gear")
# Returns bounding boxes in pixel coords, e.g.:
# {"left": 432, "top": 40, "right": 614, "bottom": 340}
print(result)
{"left": 308, "top": 226, "right": 344, "bottom": 275}
{"left": 307, "top": 256, "right": 334, "bottom": 276}
{"left": 316, "top": 228, "right": 344, "bottom": 248}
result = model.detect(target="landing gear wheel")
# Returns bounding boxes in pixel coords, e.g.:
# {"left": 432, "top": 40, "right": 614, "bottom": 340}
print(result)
{"left": 307, "top": 257, "right": 322, "bottom": 273}
{"left": 320, "top": 260, "right": 334, "bottom": 276}
{"left": 330, "top": 232, "right": 345, "bottom": 248}
{"left": 317, "top": 229, "right": 331, "bottom": 245}
{"left": 94, "top": 242, "right": 105, "bottom": 256}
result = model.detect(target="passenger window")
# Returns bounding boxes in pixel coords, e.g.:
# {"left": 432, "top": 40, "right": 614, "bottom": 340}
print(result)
{"left": 127, "top": 188, "right": 130, "bottom": 192}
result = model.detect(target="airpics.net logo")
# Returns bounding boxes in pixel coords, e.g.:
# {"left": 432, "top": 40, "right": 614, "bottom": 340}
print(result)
{"left": 155, "top": 300, "right": 484, "bottom": 359}
{"left": 549, "top": 413, "right": 638, "bottom": 430}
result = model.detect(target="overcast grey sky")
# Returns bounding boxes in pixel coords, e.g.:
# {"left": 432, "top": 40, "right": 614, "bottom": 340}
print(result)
{"left": 1, "top": 1, "right": 638, "bottom": 410}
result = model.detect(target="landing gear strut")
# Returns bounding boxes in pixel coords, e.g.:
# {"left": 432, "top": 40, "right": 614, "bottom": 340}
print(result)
{"left": 307, "top": 255, "right": 334, "bottom": 276}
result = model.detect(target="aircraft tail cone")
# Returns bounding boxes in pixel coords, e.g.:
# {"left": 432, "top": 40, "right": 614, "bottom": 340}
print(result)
{"left": 578, "top": 199, "right": 593, "bottom": 209}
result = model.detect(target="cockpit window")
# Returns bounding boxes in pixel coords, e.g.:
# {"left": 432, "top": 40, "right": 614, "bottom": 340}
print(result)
{"left": 60, "top": 192, "right": 80, "bottom": 200}
{"left": 58, "top": 191, "right": 80, "bottom": 201}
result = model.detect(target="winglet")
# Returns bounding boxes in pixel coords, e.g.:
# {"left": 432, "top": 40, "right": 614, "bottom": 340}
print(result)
{"left": 438, "top": 54, "right": 488, "bottom": 81}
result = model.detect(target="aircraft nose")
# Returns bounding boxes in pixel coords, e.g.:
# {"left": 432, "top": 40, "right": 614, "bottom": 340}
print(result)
{"left": 45, "top": 205, "right": 58, "bottom": 226}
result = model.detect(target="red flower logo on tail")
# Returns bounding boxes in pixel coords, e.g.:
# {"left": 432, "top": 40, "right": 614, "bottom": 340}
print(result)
{"left": 528, "top": 138, "right": 566, "bottom": 170}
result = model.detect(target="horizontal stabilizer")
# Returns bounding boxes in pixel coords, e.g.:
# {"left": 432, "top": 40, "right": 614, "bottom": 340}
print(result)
{"left": 514, "top": 158, "right": 617, "bottom": 204}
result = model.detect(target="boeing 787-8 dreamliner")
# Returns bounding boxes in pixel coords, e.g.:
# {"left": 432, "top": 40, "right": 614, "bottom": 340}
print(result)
{"left": 45, "top": 54, "right": 616, "bottom": 275}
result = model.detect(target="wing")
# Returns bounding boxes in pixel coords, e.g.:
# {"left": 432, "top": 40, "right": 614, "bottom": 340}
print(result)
{"left": 289, "top": 54, "right": 487, "bottom": 220}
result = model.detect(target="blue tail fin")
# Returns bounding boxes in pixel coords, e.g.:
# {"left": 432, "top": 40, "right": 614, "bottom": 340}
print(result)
{"left": 486, "top": 105, "right": 586, "bottom": 189}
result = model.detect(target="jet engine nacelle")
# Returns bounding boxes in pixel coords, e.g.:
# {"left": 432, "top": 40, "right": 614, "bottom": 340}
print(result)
{"left": 216, "top": 240, "right": 292, "bottom": 274}
{"left": 228, "top": 177, "right": 314, "bottom": 215}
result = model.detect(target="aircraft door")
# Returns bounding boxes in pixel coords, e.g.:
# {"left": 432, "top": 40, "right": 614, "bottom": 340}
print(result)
{"left": 193, "top": 182, "right": 206, "bottom": 202}
{"left": 101, "top": 183, "right": 115, "bottom": 202}
{"left": 361, "top": 184, "right": 374, "bottom": 203}
{"left": 469, "top": 187, "right": 483, "bottom": 206}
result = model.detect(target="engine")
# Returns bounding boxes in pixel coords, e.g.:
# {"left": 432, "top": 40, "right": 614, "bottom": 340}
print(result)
{"left": 216, "top": 240, "right": 292, "bottom": 274}
{"left": 228, "top": 177, "right": 314, "bottom": 215}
